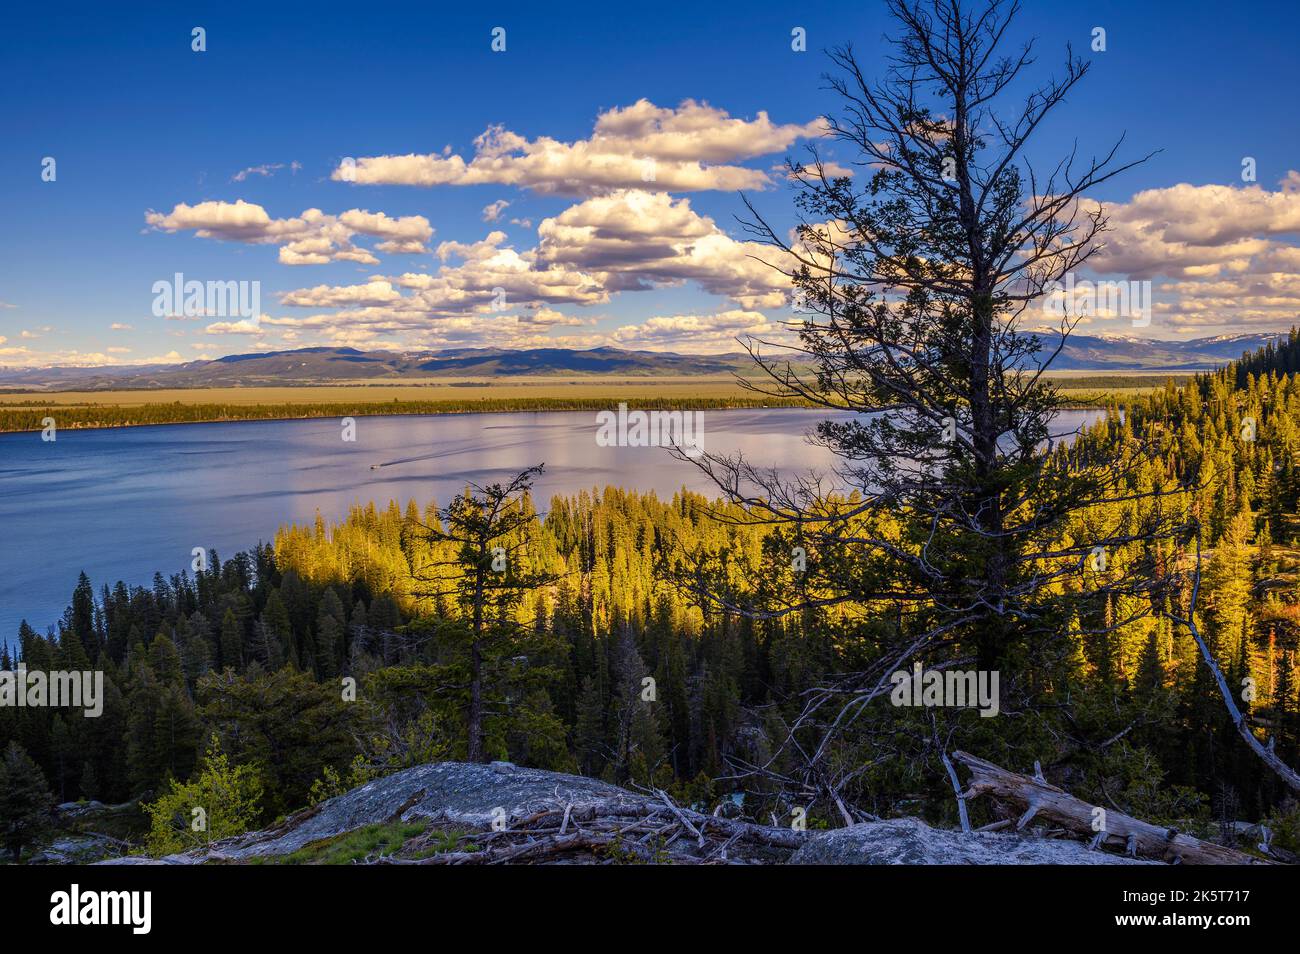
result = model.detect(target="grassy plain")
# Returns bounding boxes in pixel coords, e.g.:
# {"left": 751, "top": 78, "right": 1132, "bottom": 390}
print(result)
{"left": 0, "top": 373, "right": 1192, "bottom": 432}
{"left": 0, "top": 377, "right": 758, "bottom": 407}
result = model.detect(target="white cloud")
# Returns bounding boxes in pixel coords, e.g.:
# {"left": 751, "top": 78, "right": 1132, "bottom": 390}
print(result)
{"left": 260, "top": 189, "right": 803, "bottom": 348}
{"left": 332, "top": 99, "right": 826, "bottom": 195}
{"left": 534, "top": 190, "right": 791, "bottom": 308}
{"left": 606, "top": 309, "right": 782, "bottom": 352}
{"left": 232, "top": 163, "right": 286, "bottom": 182}
{"left": 280, "top": 279, "right": 404, "bottom": 308}
{"left": 1083, "top": 174, "right": 1300, "bottom": 330}
{"left": 204, "top": 319, "right": 265, "bottom": 335}
{"left": 0, "top": 347, "right": 117, "bottom": 368}
{"left": 145, "top": 200, "right": 433, "bottom": 264}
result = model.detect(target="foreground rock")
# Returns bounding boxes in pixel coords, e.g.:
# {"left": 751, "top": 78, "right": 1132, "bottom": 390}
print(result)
{"left": 103, "top": 761, "right": 639, "bottom": 864}
{"left": 33, "top": 799, "right": 143, "bottom": 864}
{"left": 792, "top": 817, "right": 1154, "bottom": 865}
{"left": 98, "top": 760, "right": 1186, "bottom": 866}
{"left": 31, "top": 833, "right": 123, "bottom": 865}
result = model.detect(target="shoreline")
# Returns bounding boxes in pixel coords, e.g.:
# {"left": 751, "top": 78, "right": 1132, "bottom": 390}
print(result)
{"left": 0, "top": 395, "right": 1118, "bottom": 436}
{"left": 0, "top": 397, "right": 809, "bottom": 435}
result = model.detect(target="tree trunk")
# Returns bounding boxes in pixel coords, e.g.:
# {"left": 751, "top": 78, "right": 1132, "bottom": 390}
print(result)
{"left": 467, "top": 638, "right": 484, "bottom": 763}
{"left": 954, "top": 751, "right": 1271, "bottom": 864}
{"left": 1179, "top": 612, "right": 1300, "bottom": 793}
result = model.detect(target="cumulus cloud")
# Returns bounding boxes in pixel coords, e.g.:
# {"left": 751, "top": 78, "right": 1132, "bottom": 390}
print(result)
{"left": 204, "top": 319, "right": 265, "bottom": 335}
{"left": 534, "top": 190, "right": 791, "bottom": 307}
{"left": 1083, "top": 174, "right": 1300, "bottom": 330}
{"left": 1092, "top": 181, "right": 1300, "bottom": 278}
{"left": 332, "top": 99, "right": 826, "bottom": 195}
{"left": 0, "top": 347, "right": 117, "bottom": 368}
{"left": 258, "top": 306, "right": 773, "bottom": 353}
{"left": 337, "top": 209, "right": 433, "bottom": 254}
{"left": 110, "top": 322, "right": 133, "bottom": 330}
{"left": 280, "top": 279, "right": 404, "bottom": 308}
{"left": 255, "top": 188, "right": 803, "bottom": 350}
{"left": 605, "top": 309, "right": 782, "bottom": 351}
{"left": 266, "top": 236, "right": 606, "bottom": 338}
{"left": 145, "top": 200, "right": 433, "bottom": 264}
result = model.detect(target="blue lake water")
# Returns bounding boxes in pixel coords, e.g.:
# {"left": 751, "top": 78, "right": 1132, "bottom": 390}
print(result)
{"left": 0, "top": 407, "right": 1102, "bottom": 638}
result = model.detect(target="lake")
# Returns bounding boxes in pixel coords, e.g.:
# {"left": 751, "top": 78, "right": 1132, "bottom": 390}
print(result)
{"left": 0, "top": 407, "right": 1103, "bottom": 637}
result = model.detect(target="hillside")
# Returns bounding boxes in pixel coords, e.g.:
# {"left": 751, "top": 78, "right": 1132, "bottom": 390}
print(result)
{"left": 0, "top": 346, "right": 752, "bottom": 390}
{"left": 0, "top": 332, "right": 1288, "bottom": 391}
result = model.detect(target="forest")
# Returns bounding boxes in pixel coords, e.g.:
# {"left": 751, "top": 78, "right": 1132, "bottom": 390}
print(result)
{"left": 0, "top": 394, "right": 807, "bottom": 434}
{"left": 2, "top": 0, "right": 1296, "bottom": 866}
{"left": 1, "top": 336, "right": 1300, "bottom": 858}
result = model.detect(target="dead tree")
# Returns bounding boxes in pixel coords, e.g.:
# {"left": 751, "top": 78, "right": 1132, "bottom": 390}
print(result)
{"left": 675, "top": 0, "right": 1192, "bottom": 815}
{"left": 1167, "top": 529, "right": 1300, "bottom": 792}
{"left": 955, "top": 751, "right": 1271, "bottom": 864}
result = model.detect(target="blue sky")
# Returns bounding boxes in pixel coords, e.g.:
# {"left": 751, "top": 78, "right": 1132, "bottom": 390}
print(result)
{"left": 2, "top": 0, "right": 1298, "bottom": 366}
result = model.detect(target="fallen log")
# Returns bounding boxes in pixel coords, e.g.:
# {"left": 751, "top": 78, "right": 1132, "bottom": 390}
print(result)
{"left": 953, "top": 751, "right": 1271, "bottom": 865}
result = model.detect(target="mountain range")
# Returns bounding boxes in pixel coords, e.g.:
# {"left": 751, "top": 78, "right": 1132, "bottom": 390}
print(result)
{"left": 0, "top": 332, "right": 1287, "bottom": 390}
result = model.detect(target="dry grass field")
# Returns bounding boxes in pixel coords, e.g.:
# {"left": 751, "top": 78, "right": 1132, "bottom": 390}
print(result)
{"left": 0, "top": 371, "right": 1191, "bottom": 407}
{"left": 0, "top": 376, "right": 758, "bottom": 407}
{"left": 0, "top": 372, "right": 1192, "bottom": 431}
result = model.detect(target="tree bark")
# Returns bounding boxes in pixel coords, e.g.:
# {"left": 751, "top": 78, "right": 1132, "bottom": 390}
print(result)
{"left": 1178, "top": 613, "right": 1300, "bottom": 793}
{"left": 953, "top": 751, "right": 1271, "bottom": 865}
{"left": 467, "top": 563, "right": 486, "bottom": 763}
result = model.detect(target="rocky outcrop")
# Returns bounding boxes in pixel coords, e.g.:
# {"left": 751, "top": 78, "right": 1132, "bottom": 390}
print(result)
{"left": 102, "top": 761, "right": 637, "bottom": 864}
{"left": 96, "top": 759, "right": 1245, "bottom": 866}
{"left": 31, "top": 834, "right": 124, "bottom": 865}
{"left": 34, "top": 799, "right": 143, "bottom": 864}
{"left": 791, "top": 817, "right": 1153, "bottom": 865}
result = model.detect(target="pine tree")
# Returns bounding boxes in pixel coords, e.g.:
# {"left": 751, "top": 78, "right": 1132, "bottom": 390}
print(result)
{"left": 79, "top": 759, "right": 99, "bottom": 801}
{"left": 261, "top": 591, "right": 296, "bottom": 669}
{"left": 408, "top": 466, "right": 561, "bottom": 762}
{"left": 220, "top": 609, "right": 244, "bottom": 672}
{"left": 315, "top": 589, "right": 347, "bottom": 679}
{"left": 0, "top": 741, "right": 54, "bottom": 862}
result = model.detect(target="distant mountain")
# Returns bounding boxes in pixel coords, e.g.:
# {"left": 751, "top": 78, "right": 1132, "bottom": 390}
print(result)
{"left": 0, "top": 333, "right": 1289, "bottom": 390}
{"left": 1028, "top": 331, "right": 1290, "bottom": 371}
{"left": 0, "top": 346, "right": 751, "bottom": 389}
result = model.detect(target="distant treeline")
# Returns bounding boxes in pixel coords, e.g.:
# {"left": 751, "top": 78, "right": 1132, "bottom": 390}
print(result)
{"left": 1051, "top": 374, "right": 1194, "bottom": 391}
{"left": 0, "top": 396, "right": 814, "bottom": 433}
{"left": 0, "top": 375, "right": 1178, "bottom": 433}
{"left": 1235, "top": 328, "right": 1300, "bottom": 387}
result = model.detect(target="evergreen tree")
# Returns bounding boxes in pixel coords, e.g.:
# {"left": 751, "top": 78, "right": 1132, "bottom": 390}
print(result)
{"left": 0, "top": 741, "right": 54, "bottom": 862}
{"left": 219, "top": 609, "right": 244, "bottom": 672}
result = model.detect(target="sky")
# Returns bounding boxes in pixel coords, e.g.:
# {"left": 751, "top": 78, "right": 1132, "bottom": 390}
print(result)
{"left": 1, "top": 0, "right": 1298, "bottom": 368}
